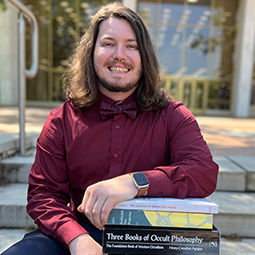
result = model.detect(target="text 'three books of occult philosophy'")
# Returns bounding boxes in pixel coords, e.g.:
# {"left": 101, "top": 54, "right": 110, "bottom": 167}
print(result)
{"left": 102, "top": 225, "right": 220, "bottom": 254}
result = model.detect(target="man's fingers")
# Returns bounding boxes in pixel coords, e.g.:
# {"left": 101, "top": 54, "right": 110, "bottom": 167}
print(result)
{"left": 78, "top": 185, "right": 110, "bottom": 229}
{"left": 78, "top": 186, "right": 98, "bottom": 217}
{"left": 77, "top": 188, "right": 91, "bottom": 212}
{"left": 100, "top": 197, "right": 116, "bottom": 226}
{"left": 90, "top": 195, "right": 107, "bottom": 229}
{"left": 91, "top": 195, "right": 117, "bottom": 229}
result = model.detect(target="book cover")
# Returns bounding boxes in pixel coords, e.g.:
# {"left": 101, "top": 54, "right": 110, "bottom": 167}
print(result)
{"left": 107, "top": 209, "right": 213, "bottom": 229}
{"left": 103, "top": 225, "right": 220, "bottom": 254}
{"left": 114, "top": 197, "right": 218, "bottom": 214}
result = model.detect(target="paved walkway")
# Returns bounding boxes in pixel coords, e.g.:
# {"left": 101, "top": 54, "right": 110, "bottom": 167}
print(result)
{"left": 1, "top": 106, "right": 255, "bottom": 157}
{"left": 197, "top": 116, "right": 255, "bottom": 157}
{"left": 0, "top": 107, "right": 51, "bottom": 135}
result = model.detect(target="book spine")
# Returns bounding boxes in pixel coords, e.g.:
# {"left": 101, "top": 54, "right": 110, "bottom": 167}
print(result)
{"left": 107, "top": 209, "right": 213, "bottom": 229}
{"left": 103, "top": 225, "right": 220, "bottom": 254}
{"left": 114, "top": 201, "right": 218, "bottom": 214}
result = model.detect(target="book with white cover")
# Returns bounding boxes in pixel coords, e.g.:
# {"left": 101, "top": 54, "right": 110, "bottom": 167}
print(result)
{"left": 114, "top": 197, "right": 218, "bottom": 214}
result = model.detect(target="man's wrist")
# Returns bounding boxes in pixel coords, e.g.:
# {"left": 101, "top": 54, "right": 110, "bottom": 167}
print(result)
{"left": 69, "top": 233, "right": 102, "bottom": 254}
{"left": 68, "top": 233, "right": 88, "bottom": 249}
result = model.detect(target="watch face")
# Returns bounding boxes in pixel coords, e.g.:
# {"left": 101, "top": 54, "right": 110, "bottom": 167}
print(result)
{"left": 133, "top": 172, "right": 149, "bottom": 186}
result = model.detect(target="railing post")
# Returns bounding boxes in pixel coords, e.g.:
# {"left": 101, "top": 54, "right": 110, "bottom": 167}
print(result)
{"left": 8, "top": 0, "right": 39, "bottom": 155}
{"left": 18, "top": 13, "right": 26, "bottom": 155}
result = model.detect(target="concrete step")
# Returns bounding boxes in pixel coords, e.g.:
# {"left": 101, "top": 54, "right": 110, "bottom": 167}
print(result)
{"left": 227, "top": 155, "right": 255, "bottom": 191}
{"left": 0, "top": 229, "right": 255, "bottom": 254}
{"left": 220, "top": 237, "right": 255, "bottom": 255}
{"left": 208, "top": 191, "right": 255, "bottom": 238}
{"left": 0, "top": 152, "right": 35, "bottom": 183}
{"left": 1, "top": 184, "right": 255, "bottom": 239}
{"left": 0, "top": 183, "right": 35, "bottom": 228}
{"left": 214, "top": 155, "right": 255, "bottom": 192}
{"left": 1, "top": 132, "right": 255, "bottom": 193}
{"left": 0, "top": 133, "right": 37, "bottom": 159}
{"left": 1, "top": 152, "right": 255, "bottom": 194}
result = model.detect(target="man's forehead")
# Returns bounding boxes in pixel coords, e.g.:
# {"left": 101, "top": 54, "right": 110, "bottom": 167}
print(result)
{"left": 97, "top": 17, "right": 137, "bottom": 40}
{"left": 99, "top": 35, "right": 137, "bottom": 41}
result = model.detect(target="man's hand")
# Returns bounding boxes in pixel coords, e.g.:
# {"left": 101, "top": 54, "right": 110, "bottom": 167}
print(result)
{"left": 69, "top": 234, "right": 107, "bottom": 255}
{"left": 77, "top": 174, "right": 138, "bottom": 230}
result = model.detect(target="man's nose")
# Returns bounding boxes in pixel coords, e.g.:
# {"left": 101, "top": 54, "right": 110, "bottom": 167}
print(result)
{"left": 113, "top": 45, "right": 126, "bottom": 62}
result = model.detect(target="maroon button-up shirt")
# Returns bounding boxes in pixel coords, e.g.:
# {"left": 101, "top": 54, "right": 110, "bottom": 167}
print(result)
{"left": 27, "top": 92, "right": 218, "bottom": 247}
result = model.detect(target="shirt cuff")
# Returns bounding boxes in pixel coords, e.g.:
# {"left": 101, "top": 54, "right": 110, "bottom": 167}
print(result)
{"left": 143, "top": 169, "right": 174, "bottom": 197}
{"left": 56, "top": 220, "right": 88, "bottom": 248}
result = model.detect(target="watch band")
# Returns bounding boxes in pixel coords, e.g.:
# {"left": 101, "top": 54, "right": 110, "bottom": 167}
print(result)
{"left": 136, "top": 185, "right": 148, "bottom": 197}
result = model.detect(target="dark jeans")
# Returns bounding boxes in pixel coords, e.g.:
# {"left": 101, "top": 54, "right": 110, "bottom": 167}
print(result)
{"left": 1, "top": 223, "right": 102, "bottom": 255}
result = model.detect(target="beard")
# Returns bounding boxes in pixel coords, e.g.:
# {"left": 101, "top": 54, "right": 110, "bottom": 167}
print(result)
{"left": 96, "top": 62, "right": 143, "bottom": 93}
{"left": 97, "top": 76, "right": 140, "bottom": 93}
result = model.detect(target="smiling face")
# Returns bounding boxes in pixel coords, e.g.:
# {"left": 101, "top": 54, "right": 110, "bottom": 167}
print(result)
{"left": 93, "top": 17, "right": 142, "bottom": 100}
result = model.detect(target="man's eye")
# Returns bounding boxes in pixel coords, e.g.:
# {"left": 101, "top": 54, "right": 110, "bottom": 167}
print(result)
{"left": 103, "top": 42, "right": 113, "bottom": 47}
{"left": 128, "top": 45, "right": 138, "bottom": 50}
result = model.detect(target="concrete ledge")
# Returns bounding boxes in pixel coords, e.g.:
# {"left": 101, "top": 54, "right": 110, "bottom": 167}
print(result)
{"left": 0, "top": 133, "right": 37, "bottom": 158}
{"left": 208, "top": 191, "right": 255, "bottom": 215}
{"left": 208, "top": 191, "right": 255, "bottom": 238}
{"left": 0, "top": 155, "right": 35, "bottom": 183}
{"left": 0, "top": 184, "right": 35, "bottom": 228}
{"left": 227, "top": 156, "right": 255, "bottom": 191}
{"left": 0, "top": 204, "right": 35, "bottom": 228}
{"left": 214, "top": 156, "right": 246, "bottom": 191}
{"left": 214, "top": 214, "right": 255, "bottom": 237}
{"left": 221, "top": 238, "right": 255, "bottom": 255}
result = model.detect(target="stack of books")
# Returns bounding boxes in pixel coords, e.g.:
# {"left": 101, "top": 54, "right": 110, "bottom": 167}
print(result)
{"left": 102, "top": 197, "right": 220, "bottom": 254}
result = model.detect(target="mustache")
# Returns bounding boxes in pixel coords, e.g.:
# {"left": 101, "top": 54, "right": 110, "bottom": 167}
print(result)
{"left": 104, "top": 60, "right": 133, "bottom": 69}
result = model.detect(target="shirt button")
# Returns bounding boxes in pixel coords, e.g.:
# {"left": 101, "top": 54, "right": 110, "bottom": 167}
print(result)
{"left": 113, "top": 153, "right": 119, "bottom": 158}
{"left": 115, "top": 124, "right": 120, "bottom": 130}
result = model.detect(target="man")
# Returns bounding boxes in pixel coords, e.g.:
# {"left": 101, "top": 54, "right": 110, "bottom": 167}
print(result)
{"left": 2, "top": 3, "right": 218, "bottom": 255}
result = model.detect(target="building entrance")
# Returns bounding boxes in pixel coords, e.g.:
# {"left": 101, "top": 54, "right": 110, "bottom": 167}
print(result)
{"left": 4, "top": 0, "right": 253, "bottom": 116}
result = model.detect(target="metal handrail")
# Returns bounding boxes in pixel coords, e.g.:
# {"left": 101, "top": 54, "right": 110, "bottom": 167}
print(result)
{"left": 8, "top": 0, "right": 39, "bottom": 155}
{"left": 9, "top": 0, "right": 39, "bottom": 77}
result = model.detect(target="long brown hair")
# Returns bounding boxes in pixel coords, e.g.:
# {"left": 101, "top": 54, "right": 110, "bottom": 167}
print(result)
{"left": 64, "top": 3, "right": 169, "bottom": 111}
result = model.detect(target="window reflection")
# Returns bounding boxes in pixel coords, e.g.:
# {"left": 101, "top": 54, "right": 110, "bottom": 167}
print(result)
{"left": 138, "top": 0, "right": 238, "bottom": 112}
{"left": 22, "top": 0, "right": 118, "bottom": 101}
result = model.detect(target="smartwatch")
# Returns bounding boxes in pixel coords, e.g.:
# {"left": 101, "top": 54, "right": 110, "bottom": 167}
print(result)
{"left": 129, "top": 172, "right": 149, "bottom": 197}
